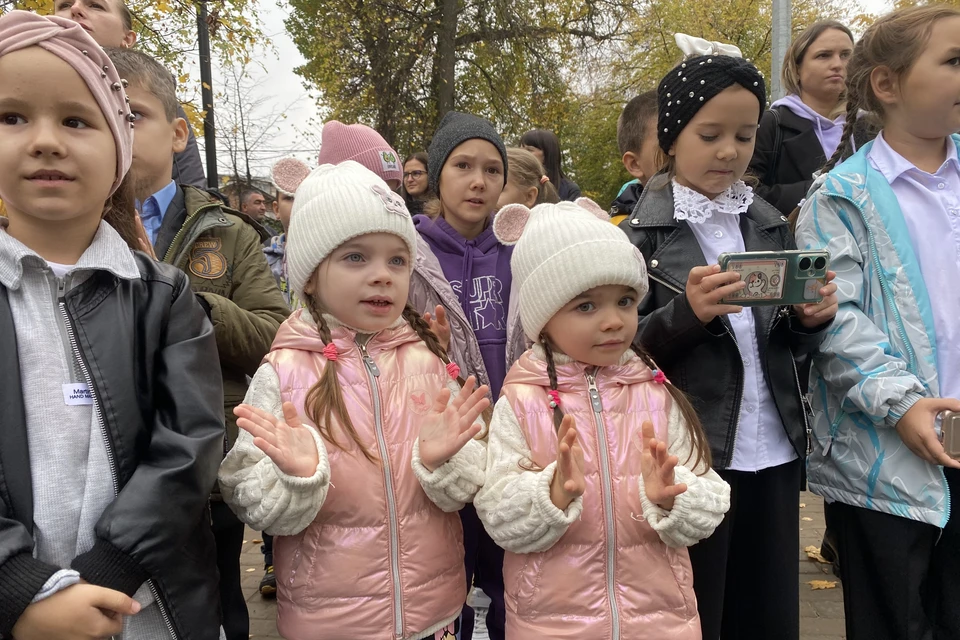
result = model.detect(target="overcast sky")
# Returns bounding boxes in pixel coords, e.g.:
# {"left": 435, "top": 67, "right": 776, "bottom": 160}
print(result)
{"left": 199, "top": 0, "right": 892, "bottom": 181}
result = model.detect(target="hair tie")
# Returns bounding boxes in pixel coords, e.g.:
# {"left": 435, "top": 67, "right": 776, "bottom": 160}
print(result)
{"left": 548, "top": 389, "right": 561, "bottom": 409}
{"left": 446, "top": 362, "right": 461, "bottom": 379}
{"left": 540, "top": 175, "right": 550, "bottom": 185}
{"left": 652, "top": 369, "right": 668, "bottom": 385}
{"left": 322, "top": 343, "right": 338, "bottom": 362}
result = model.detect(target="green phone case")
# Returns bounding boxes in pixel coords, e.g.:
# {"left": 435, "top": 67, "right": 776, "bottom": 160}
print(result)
{"left": 718, "top": 250, "right": 830, "bottom": 307}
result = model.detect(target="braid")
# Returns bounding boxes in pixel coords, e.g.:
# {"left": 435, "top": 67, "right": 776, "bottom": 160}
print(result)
{"left": 303, "top": 293, "right": 377, "bottom": 463}
{"left": 539, "top": 336, "right": 565, "bottom": 431}
{"left": 402, "top": 304, "right": 491, "bottom": 435}
{"left": 630, "top": 344, "right": 713, "bottom": 473}
{"left": 822, "top": 99, "right": 860, "bottom": 173}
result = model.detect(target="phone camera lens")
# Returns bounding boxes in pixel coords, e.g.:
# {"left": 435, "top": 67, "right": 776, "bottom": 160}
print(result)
{"left": 799, "top": 257, "right": 812, "bottom": 271}
{"left": 814, "top": 257, "right": 827, "bottom": 270}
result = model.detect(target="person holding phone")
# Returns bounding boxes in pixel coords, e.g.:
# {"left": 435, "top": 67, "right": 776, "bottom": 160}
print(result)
{"left": 619, "top": 33, "right": 839, "bottom": 640}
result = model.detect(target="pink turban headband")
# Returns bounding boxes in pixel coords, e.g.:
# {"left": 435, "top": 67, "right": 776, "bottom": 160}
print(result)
{"left": 0, "top": 11, "right": 134, "bottom": 196}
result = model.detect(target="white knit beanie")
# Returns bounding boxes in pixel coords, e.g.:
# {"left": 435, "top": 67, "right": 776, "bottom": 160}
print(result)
{"left": 286, "top": 161, "right": 419, "bottom": 302}
{"left": 493, "top": 197, "right": 649, "bottom": 343}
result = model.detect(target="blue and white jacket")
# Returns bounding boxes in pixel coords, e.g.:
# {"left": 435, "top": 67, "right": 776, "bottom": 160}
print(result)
{"left": 795, "top": 135, "right": 960, "bottom": 527}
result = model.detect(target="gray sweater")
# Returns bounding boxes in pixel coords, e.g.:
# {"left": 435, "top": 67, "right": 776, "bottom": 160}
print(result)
{"left": 0, "top": 224, "right": 170, "bottom": 639}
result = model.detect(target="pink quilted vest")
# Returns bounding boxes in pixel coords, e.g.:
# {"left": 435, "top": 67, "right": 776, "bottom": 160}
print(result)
{"left": 266, "top": 310, "right": 466, "bottom": 640}
{"left": 499, "top": 350, "right": 701, "bottom": 638}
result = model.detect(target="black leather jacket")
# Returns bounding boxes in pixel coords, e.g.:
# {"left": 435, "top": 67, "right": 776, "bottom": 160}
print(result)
{"left": 619, "top": 176, "right": 828, "bottom": 470}
{"left": 0, "top": 254, "right": 224, "bottom": 639}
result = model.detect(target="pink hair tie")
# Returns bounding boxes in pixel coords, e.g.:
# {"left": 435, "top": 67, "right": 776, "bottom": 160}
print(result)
{"left": 548, "top": 390, "right": 561, "bottom": 409}
{"left": 652, "top": 369, "right": 668, "bottom": 385}
{"left": 446, "top": 362, "right": 461, "bottom": 379}
{"left": 540, "top": 175, "right": 550, "bottom": 185}
{"left": 323, "top": 343, "right": 338, "bottom": 362}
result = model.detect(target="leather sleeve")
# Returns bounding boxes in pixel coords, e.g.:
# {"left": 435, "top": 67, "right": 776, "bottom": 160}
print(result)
{"left": 0, "top": 510, "right": 59, "bottom": 635}
{"left": 72, "top": 271, "right": 225, "bottom": 596}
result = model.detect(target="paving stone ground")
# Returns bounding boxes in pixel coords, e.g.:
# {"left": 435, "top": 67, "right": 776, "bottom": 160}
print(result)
{"left": 240, "top": 491, "right": 845, "bottom": 639}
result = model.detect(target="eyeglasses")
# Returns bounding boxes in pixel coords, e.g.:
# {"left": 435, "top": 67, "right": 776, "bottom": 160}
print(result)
{"left": 403, "top": 170, "right": 426, "bottom": 179}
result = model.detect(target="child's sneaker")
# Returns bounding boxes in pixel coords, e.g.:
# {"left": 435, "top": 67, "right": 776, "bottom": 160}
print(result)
{"left": 260, "top": 565, "right": 277, "bottom": 598}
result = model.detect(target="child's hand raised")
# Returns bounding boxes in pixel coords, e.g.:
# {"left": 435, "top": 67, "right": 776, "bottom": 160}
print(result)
{"left": 686, "top": 265, "right": 745, "bottom": 324}
{"left": 793, "top": 271, "right": 839, "bottom": 328}
{"left": 549, "top": 415, "right": 585, "bottom": 510}
{"left": 638, "top": 420, "right": 688, "bottom": 510}
{"left": 423, "top": 305, "right": 451, "bottom": 352}
{"left": 418, "top": 376, "right": 490, "bottom": 472}
{"left": 234, "top": 402, "right": 320, "bottom": 478}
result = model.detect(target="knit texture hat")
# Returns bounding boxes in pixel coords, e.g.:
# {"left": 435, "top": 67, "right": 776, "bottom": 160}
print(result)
{"left": 285, "top": 161, "right": 418, "bottom": 303}
{"left": 494, "top": 197, "right": 649, "bottom": 343}
{"left": 657, "top": 33, "right": 765, "bottom": 154}
{"left": 0, "top": 11, "right": 133, "bottom": 196}
{"left": 428, "top": 111, "right": 508, "bottom": 193}
{"left": 271, "top": 157, "right": 311, "bottom": 196}
{"left": 317, "top": 121, "right": 402, "bottom": 186}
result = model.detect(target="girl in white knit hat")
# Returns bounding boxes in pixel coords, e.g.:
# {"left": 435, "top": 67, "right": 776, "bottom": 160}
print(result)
{"left": 219, "top": 161, "right": 492, "bottom": 640}
{"left": 473, "top": 198, "right": 731, "bottom": 639}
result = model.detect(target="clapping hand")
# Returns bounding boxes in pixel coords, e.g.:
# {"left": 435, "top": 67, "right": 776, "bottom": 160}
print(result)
{"left": 418, "top": 376, "right": 490, "bottom": 471}
{"left": 639, "top": 420, "right": 687, "bottom": 510}
{"left": 234, "top": 402, "right": 320, "bottom": 478}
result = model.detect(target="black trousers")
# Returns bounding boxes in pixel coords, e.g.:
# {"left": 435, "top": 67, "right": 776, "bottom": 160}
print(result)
{"left": 688, "top": 458, "right": 802, "bottom": 640}
{"left": 459, "top": 503, "right": 505, "bottom": 640}
{"left": 211, "top": 500, "right": 250, "bottom": 640}
{"left": 826, "top": 467, "right": 960, "bottom": 640}
{"left": 262, "top": 532, "right": 273, "bottom": 567}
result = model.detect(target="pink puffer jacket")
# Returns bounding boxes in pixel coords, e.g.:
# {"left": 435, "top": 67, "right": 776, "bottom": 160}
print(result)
{"left": 499, "top": 351, "right": 702, "bottom": 638}
{"left": 266, "top": 310, "right": 466, "bottom": 640}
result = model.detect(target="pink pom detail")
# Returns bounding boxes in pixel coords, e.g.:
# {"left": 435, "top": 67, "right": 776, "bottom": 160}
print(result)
{"left": 652, "top": 369, "right": 668, "bottom": 385}
{"left": 323, "top": 343, "right": 338, "bottom": 362}
{"left": 575, "top": 196, "right": 611, "bottom": 222}
{"left": 271, "top": 157, "right": 311, "bottom": 195}
{"left": 548, "top": 389, "right": 562, "bottom": 409}
{"left": 492, "top": 204, "right": 531, "bottom": 245}
{"left": 446, "top": 362, "right": 461, "bottom": 379}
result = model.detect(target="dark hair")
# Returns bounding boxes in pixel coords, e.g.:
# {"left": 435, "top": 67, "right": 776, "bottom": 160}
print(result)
{"left": 401, "top": 152, "right": 432, "bottom": 203}
{"left": 618, "top": 90, "right": 659, "bottom": 156}
{"left": 239, "top": 189, "right": 264, "bottom": 206}
{"left": 102, "top": 174, "right": 141, "bottom": 250}
{"left": 519, "top": 129, "right": 567, "bottom": 189}
{"left": 824, "top": 5, "right": 960, "bottom": 172}
{"left": 782, "top": 20, "right": 855, "bottom": 97}
{"left": 539, "top": 335, "right": 713, "bottom": 472}
{"left": 104, "top": 47, "right": 178, "bottom": 121}
{"left": 300, "top": 295, "right": 489, "bottom": 462}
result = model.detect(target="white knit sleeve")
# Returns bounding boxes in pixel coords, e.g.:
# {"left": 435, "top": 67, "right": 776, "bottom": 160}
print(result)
{"left": 637, "top": 401, "right": 730, "bottom": 548}
{"left": 218, "top": 363, "right": 331, "bottom": 536}
{"left": 411, "top": 378, "right": 488, "bottom": 512}
{"left": 474, "top": 397, "right": 582, "bottom": 554}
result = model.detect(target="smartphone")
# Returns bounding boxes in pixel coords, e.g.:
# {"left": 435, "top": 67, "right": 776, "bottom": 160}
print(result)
{"left": 718, "top": 250, "right": 830, "bottom": 307}
{"left": 941, "top": 411, "right": 960, "bottom": 459}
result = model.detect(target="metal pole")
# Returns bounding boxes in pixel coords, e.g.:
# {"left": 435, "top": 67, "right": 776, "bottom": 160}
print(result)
{"left": 198, "top": 0, "right": 219, "bottom": 189}
{"left": 771, "top": 0, "right": 791, "bottom": 101}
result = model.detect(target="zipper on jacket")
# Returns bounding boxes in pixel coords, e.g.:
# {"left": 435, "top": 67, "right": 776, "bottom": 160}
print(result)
{"left": 57, "top": 285, "right": 179, "bottom": 640}
{"left": 585, "top": 372, "right": 621, "bottom": 638}
{"left": 160, "top": 202, "right": 225, "bottom": 264}
{"left": 357, "top": 339, "right": 404, "bottom": 638}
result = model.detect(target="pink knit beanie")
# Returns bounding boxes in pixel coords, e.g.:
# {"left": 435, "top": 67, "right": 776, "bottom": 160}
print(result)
{"left": 0, "top": 11, "right": 133, "bottom": 196}
{"left": 317, "top": 121, "right": 403, "bottom": 187}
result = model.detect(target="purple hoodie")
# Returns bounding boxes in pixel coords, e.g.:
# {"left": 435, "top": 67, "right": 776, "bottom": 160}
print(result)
{"left": 414, "top": 214, "right": 513, "bottom": 398}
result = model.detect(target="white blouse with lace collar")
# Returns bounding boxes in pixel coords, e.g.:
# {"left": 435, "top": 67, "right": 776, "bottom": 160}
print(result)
{"left": 672, "top": 179, "right": 754, "bottom": 225}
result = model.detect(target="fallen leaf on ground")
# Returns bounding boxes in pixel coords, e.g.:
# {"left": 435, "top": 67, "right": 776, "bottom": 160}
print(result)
{"left": 804, "top": 545, "right": 829, "bottom": 563}
{"left": 799, "top": 503, "right": 806, "bottom": 508}
{"left": 246, "top": 568, "right": 256, "bottom": 573}
{"left": 802, "top": 516, "right": 813, "bottom": 522}
{"left": 809, "top": 580, "right": 838, "bottom": 590}
{"left": 252, "top": 538, "right": 263, "bottom": 544}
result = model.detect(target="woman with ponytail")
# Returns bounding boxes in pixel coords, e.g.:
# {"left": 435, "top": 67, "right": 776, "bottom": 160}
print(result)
{"left": 219, "top": 161, "right": 492, "bottom": 640}
{"left": 474, "top": 198, "right": 729, "bottom": 638}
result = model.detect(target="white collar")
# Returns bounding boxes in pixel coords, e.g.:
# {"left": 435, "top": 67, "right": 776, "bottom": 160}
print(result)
{"left": 671, "top": 179, "right": 753, "bottom": 225}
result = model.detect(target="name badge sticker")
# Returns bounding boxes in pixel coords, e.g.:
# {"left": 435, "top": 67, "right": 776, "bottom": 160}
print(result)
{"left": 62, "top": 383, "right": 93, "bottom": 406}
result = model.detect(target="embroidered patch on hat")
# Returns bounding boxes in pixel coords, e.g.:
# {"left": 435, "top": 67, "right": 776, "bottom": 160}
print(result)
{"left": 380, "top": 150, "right": 400, "bottom": 174}
{"left": 371, "top": 184, "right": 410, "bottom": 217}
{"left": 189, "top": 237, "right": 227, "bottom": 279}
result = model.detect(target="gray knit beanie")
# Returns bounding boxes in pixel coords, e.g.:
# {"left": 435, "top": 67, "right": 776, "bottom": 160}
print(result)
{"left": 427, "top": 111, "right": 508, "bottom": 193}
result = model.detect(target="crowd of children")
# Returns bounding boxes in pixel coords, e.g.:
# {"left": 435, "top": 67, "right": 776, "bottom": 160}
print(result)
{"left": 2, "top": 3, "right": 960, "bottom": 640}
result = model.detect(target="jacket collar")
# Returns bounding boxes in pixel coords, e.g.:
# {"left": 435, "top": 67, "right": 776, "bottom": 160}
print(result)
{"left": 506, "top": 346, "right": 656, "bottom": 391}
{"left": 0, "top": 221, "right": 139, "bottom": 290}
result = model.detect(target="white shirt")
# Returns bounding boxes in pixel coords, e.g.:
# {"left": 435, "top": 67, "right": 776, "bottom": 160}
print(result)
{"left": 673, "top": 180, "right": 798, "bottom": 472}
{"left": 869, "top": 133, "right": 960, "bottom": 401}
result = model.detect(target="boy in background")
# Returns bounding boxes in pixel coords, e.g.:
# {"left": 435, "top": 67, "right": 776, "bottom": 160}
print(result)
{"left": 610, "top": 90, "right": 659, "bottom": 225}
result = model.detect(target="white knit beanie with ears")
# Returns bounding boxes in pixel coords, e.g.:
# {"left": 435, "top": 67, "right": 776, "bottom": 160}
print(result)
{"left": 494, "top": 197, "right": 649, "bottom": 343}
{"left": 286, "top": 161, "right": 419, "bottom": 303}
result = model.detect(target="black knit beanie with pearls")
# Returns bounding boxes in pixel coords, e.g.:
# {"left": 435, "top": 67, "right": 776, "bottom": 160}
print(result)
{"left": 657, "top": 54, "right": 766, "bottom": 153}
